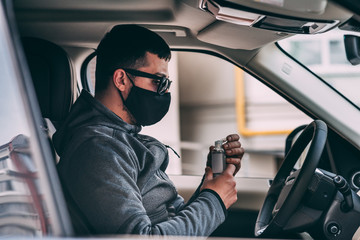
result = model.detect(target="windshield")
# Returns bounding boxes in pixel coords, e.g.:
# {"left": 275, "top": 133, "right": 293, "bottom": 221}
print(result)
{"left": 278, "top": 29, "right": 360, "bottom": 108}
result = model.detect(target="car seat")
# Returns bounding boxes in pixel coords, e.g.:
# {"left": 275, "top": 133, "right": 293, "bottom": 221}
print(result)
{"left": 21, "top": 37, "right": 95, "bottom": 235}
{"left": 22, "top": 37, "right": 74, "bottom": 161}
{"left": 22, "top": 37, "right": 74, "bottom": 130}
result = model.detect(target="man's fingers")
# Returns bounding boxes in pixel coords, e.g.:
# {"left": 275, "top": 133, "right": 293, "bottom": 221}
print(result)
{"left": 225, "top": 147, "right": 245, "bottom": 157}
{"left": 223, "top": 164, "right": 236, "bottom": 176}
{"left": 226, "top": 134, "right": 240, "bottom": 142}
{"left": 207, "top": 146, "right": 215, "bottom": 166}
{"left": 226, "top": 157, "right": 241, "bottom": 166}
{"left": 204, "top": 167, "right": 213, "bottom": 180}
{"left": 226, "top": 158, "right": 241, "bottom": 174}
{"left": 223, "top": 141, "right": 241, "bottom": 149}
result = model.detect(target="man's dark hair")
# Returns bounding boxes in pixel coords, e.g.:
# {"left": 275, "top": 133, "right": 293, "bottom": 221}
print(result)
{"left": 95, "top": 25, "right": 171, "bottom": 93}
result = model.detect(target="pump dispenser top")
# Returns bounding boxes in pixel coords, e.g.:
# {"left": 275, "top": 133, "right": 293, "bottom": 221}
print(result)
{"left": 215, "top": 140, "right": 223, "bottom": 150}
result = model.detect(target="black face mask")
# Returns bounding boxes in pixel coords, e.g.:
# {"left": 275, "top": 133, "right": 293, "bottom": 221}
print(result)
{"left": 119, "top": 85, "right": 171, "bottom": 126}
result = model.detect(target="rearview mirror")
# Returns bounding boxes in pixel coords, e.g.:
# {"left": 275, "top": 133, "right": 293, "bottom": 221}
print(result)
{"left": 344, "top": 34, "right": 360, "bottom": 65}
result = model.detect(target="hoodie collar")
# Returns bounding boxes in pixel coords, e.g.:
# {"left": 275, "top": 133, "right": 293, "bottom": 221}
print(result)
{"left": 81, "top": 90, "right": 142, "bottom": 134}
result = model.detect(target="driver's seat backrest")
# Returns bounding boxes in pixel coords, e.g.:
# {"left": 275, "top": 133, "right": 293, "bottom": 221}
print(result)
{"left": 21, "top": 37, "right": 75, "bottom": 235}
{"left": 22, "top": 37, "right": 74, "bottom": 163}
{"left": 22, "top": 37, "right": 74, "bottom": 129}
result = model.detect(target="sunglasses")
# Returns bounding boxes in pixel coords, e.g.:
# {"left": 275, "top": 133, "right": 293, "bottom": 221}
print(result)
{"left": 123, "top": 68, "right": 172, "bottom": 95}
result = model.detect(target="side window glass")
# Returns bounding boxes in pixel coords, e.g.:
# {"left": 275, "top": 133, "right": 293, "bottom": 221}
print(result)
{"left": 0, "top": 3, "right": 66, "bottom": 236}
{"left": 0, "top": 58, "right": 51, "bottom": 235}
{"left": 82, "top": 52, "right": 311, "bottom": 178}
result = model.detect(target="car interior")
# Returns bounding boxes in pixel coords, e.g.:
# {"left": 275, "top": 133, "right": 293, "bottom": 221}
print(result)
{"left": 0, "top": 0, "right": 360, "bottom": 239}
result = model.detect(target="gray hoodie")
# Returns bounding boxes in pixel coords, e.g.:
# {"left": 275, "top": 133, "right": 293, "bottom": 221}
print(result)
{"left": 53, "top": 90, "right": 226, "bottom": 236}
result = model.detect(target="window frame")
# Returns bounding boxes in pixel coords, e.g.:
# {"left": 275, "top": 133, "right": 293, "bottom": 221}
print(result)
{"left": 1, "top": 0, "right": 73, "bottom": 236}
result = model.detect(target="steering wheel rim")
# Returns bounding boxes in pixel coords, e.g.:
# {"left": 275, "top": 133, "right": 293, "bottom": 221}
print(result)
{"left": 255, "top": 120, "right": 328, "bottom": 237}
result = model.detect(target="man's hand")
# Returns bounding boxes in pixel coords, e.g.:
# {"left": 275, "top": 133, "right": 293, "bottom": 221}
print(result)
{"left": 208, "top": 134, "right": 245, "bottom": 176}
{"left": 200, "top": 164, "right": 237, "bottom": 209}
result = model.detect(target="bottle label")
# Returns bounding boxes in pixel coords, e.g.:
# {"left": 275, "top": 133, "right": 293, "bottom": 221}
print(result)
{"left": 212, "top": 152, "right": 225, "bottom": 174}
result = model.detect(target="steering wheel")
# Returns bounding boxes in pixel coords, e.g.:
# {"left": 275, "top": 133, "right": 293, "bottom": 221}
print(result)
{"left": 255, "top": 120, "right": 328, "bottom": 237}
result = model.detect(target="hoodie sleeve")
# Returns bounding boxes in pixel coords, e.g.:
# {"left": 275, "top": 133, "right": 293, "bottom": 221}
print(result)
{"left": 59, "top": 135, "right": 226, "bottom": 236}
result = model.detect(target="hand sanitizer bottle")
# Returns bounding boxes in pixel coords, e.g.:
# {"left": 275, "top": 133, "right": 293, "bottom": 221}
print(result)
{"left": 211, "top": 140, "right": 226, "bottom": 177}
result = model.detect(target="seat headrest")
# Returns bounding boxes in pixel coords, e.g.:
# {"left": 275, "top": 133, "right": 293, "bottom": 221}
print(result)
{"left": 22, "top": 37, "right": 73, "bottom": 127}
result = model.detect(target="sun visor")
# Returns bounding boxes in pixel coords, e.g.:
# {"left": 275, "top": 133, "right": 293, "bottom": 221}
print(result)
{"left": 197, "top": 21, "right": 288, "bottom": 50}
{"left": 199, "top": 0, "right": 339, "bottom": 35}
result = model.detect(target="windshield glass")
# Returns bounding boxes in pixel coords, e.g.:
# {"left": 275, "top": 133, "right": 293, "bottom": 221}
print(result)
{"left": 278, "top": 29, "right": 360, "bottom": 108}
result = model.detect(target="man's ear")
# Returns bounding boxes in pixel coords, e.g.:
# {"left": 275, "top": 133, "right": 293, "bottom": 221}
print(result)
{"left": 113, "top": 69, "right": 127, "bottom": 91}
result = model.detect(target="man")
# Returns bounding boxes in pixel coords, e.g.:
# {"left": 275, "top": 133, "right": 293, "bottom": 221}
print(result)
{"left": 53, "top": 25, "right": 245, "bottom": 236}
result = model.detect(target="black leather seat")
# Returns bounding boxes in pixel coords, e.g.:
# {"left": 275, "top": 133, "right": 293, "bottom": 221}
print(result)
{"left": 22, "top": 37, "right": 73, "bottom": 129}
{"left": 21, "top": 37, "right": 75, "bottom": 235}
{"left": 22, "top": 39, "right": 94, "bottom": 235}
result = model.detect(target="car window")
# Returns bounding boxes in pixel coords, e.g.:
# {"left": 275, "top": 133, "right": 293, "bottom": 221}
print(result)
{"left": 278, "top": 29, "right": 360, "bottom": 108}
{"left": 0, "top": 2, "right": 71, "bottom": 236}
{"left": 81, "top": 51, "right": 311, "bottom": 178}
{"left": 0, "top": 41, "right": 48, "bottom": 236}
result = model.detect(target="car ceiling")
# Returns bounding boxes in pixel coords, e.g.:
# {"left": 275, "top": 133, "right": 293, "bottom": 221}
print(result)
{"left": 13, "top": 0, "right": 352, "bottom": 53}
